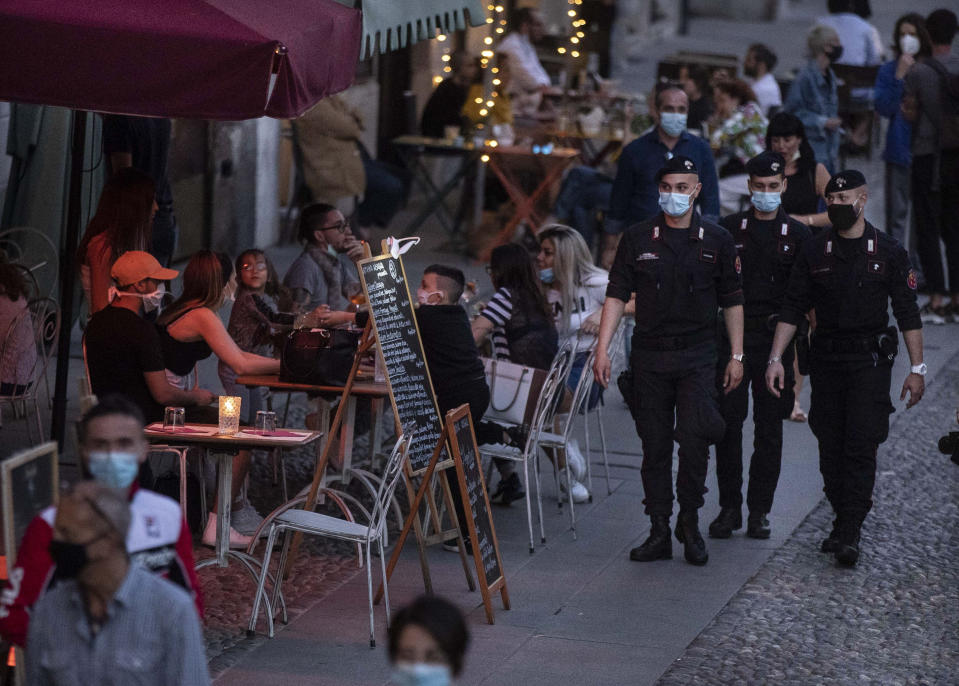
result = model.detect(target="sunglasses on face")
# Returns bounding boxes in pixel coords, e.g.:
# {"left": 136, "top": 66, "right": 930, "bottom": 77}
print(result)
{"left": 240, "top": 262, "right": 267, "bottom": 272}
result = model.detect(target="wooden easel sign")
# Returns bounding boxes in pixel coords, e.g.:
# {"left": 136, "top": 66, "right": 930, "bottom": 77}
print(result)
{"left": 445, "top": 405, "right": 509, "bottom": 624}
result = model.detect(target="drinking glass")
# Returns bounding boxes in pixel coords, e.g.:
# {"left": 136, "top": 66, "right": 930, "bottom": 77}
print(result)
{"left": 163, "top": 406, "right": 185, "bottom": 432}
{"left": 255, "top": 410, "right": 277, "bottom": 435}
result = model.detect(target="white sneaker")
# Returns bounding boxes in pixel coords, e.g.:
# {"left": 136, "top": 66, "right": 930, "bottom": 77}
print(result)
{"left": 202, "top": 513, "right": 253, "bottom": 549}
{"left": 559, "top": 469, "right": 590, "bottom": 504}
{"left": 565, "top": 439, "right": 587, "bottom": 481}
{"left": 231, "top": 501, "right": 264, "bottom": 535}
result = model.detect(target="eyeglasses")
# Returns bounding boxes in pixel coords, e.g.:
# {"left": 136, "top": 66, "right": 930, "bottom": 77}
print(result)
{"left": 320, "top": 220, "right": 350, "bottom": 233}
{"left": 240, "top": 262, "right": 267, "bottom": 272}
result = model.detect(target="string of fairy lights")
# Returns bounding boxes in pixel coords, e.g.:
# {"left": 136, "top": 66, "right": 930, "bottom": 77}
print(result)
{"left": 428, "top": 2, "right": 589, "bottom": 160}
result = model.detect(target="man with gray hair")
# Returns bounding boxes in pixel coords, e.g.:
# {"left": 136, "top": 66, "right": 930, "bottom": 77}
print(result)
{"left": 26, "top": 483, "right": 210, "bottom": 686}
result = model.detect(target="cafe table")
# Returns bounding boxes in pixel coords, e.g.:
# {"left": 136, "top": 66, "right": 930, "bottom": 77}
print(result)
{"left": 144, "top": 423, "right": 322, "bottom": 571}
{"left": 485, "top": 145, "right": 580, "bottom": 257}
{"left": 391, "top": 135, "right": 484, "bottom": 242}
{"left": 235, "top": 375, "right": 392, "bottom": 477}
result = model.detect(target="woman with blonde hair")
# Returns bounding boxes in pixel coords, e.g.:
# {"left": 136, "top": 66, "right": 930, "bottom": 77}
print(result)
{"left": 157, "top": 250, "right": 280, "bottom": 547}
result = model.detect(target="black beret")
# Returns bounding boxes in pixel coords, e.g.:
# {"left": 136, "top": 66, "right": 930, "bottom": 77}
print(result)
{"left": 656, "top": 155, "right": 698, "bottom": 181}
{"left": 824, "top": 169, "right": 867, "bottom": 194}
{"left": 746, "top": 151, "right": 786, "bottom": 177}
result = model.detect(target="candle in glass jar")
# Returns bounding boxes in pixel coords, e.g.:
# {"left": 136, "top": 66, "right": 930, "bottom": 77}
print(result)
{"left": 218, "top": 396, "right": 241, "bottom": 435}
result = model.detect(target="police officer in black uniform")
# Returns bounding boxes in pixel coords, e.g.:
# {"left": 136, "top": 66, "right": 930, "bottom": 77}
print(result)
{"left": 593, "top": 156, "right": 745, "bottom": 566}
{"left": 765, "top": 170, "right": 925, "bottom": 566}
{"left": 710, "top": 152, "right": 813, "bottom": 540}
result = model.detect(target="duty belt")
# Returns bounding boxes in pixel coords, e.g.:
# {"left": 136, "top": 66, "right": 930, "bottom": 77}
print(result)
{"left": 810, "top": 336, "right": 878, "bottom": 355}
{"left": 635, "top": 328, "right": 714, "bottom": 351}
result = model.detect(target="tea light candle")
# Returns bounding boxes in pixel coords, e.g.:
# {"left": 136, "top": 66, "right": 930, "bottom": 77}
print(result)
{"left": 218, "top": 396, "right": 241, "bottom": 435}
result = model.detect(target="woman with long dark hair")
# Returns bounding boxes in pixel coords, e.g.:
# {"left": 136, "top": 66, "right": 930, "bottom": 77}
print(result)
{"left": 765, "top": 112, "right": 832, "bottom": 230}
{"left": 77, "top": 168, "right": 156, "bottom": 317}
{"left": 157, "top": 250, "right": 281, "bottom": 547}
{"left": 875, "top": 14, "right": 932, "bottom": 252}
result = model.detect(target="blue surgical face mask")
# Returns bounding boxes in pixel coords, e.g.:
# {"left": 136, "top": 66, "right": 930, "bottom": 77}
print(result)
{"left": 539, "top": 267, "right": 554, "bottom": 284}
{"left": 659, "top": 112, "right": 687, "bottom": 137}
{"left": 751, "top": 190, "right": 782, "bottom": 213}
{"left": 390, "top": 663, "right": 452, "bottom": 686}
{"left": 658, "top": 191, "right": 694, "bottom": 217}
{"left": 86, "top": 451, "right": 141, "bottom": 489}
{"left": 326, "top": 244, "right": 339, "bottom": 258}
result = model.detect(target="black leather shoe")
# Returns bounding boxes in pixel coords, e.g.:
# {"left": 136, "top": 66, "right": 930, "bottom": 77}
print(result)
{"left": 675, "top": 511, "right": 708, "bottom": 565}
{"left": 835, "top": 523, "right": 861, "bottom": 567}
{"left": 491, "top": 473, "right": 525, "bottom": 506}
{"left": 746, "top": 512, "right": 771, "bottom": 539}
{"left": 820, "top": 519, "right": 841, "bottom": 553}
{"left": 708, "top": 507, "right": 742, "bottom": 538}
{"left": 629, "top": 516, "right": 672, "bottom": 561}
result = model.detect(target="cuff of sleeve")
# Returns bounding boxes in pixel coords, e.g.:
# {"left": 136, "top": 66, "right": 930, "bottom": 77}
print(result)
{"left": 605, "top": 284, "right": 631, "bottom": 302}
{"left": 898, "top": 319, "right": 922, "bottom": 333}
{"left": 718, "top": 290, "right": 745, "bottom": 308}
{"left": 778, "top": 308, "right": 803, "bottom": 327}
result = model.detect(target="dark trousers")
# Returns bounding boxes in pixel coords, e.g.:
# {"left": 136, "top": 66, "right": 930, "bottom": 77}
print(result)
{"left": 808, "top": 359, "right": 893, "bottom": 525}
{"left": 911, "top": 151, "right": 959, "bottom": 295}
{"left": 439, "top": 381, "right": 490, "bottom": 540}
{"left": 632, "top": 349, "right": 725, "bottom": 516}
{"left": 714, "top": 333, "right": 795, "bottom": 514}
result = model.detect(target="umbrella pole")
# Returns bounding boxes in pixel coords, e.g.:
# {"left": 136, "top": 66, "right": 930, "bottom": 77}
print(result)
{"left": 51, "top": 109, "right": 87, "bottom": 448}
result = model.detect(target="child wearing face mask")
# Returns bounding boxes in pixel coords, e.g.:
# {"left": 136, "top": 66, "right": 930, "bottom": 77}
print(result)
{"left": 388, "top": 595, "right": 469, "bottom": 686}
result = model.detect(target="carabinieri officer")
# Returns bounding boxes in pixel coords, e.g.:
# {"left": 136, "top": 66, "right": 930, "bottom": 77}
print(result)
{"left": 710, "top": 152, "right": 813, "bottom": 541}
{"left": 594, "top": 155, "right": 745, "bottom": 566}
{"left": 765, "top": 169, "right": 924, "bottom": 567}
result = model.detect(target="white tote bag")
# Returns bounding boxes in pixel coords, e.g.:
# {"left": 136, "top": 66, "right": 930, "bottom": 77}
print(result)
{"left": 482, "top": 357, "right": 547, "bottom": 427}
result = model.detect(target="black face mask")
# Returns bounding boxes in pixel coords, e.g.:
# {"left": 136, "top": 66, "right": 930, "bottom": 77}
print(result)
{"left": 826, "top": 45, "right": 843, "bottom": 62}
{"left": 827, "top": 201, "right": 862, "bottom": 231}
{"left": 49, "top": 540, "right": 89, "bottom": 579}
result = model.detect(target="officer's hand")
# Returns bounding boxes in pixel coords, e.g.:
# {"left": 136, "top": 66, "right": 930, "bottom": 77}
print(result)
{"left": 723, "top": 359, "right": 744, "bottom": 393}
{"left": 901, "top": 373, "right": 925, "bottom": 408}
{"left": 765, "top": 361, "right": 784, "bottom": 398}
{"left": 593, "top": 350, "right": 611, "bottom": 389}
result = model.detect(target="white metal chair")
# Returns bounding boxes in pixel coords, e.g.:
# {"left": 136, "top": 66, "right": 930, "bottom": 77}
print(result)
{"left": 580, "top": 321, "right": 627, "bottom": 497}
{"left": 248, "top": 431, "right": 412, "bottom": 646}
{"left": 0, "top": 228, "right": 60, "bottom": 300}
{"left": 0, "top": 297, "right": 59, "bottom": 442}
{"left": 480, "top": 339, "right": 577, "bottom": 553}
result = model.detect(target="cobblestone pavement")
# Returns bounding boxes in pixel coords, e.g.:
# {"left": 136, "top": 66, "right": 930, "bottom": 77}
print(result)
{"left": 195, "top": 396, "right": 397, "bottom": 677}
{"left": 657, "top": 354, "right": 959, "bottom": 685}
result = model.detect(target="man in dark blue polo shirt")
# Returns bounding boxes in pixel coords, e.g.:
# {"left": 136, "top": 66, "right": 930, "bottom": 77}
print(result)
{"left": 601, "top": 82, "right": 720, "bottom": 269}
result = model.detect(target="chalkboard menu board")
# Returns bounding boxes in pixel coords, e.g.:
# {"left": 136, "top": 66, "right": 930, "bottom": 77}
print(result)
{"left": 358, "top": 255, "right": 443, "bottom": 473}
{"left": 445, "top": 406, "right": 508, "bottom": 623}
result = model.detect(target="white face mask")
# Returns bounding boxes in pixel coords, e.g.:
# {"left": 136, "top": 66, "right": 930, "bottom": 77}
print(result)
{"left": 416, "top": 289, "right": 443, "bottom": 305}
{"left": 109, "top": 283, "right": 166, "bottom": 312}
{"left": 326, "top": 243, "right": 339, "bottom": 258}
{"left": 899, "top": 34, "right": 920, "bottom": 56}
{"left": 390, "top": 663, "right": 452, "bottom": 686}
{"left": 86, "top": 451, "right": 141, "bottom": 489}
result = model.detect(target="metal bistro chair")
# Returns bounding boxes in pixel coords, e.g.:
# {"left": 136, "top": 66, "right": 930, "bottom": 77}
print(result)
{"left": 0, "top": 298, "right": 59, "bottom": 442}
{"left": 248, "top": 431, "right": 412, "bottom": 647}
{"left": 581, "top": 320, "right": 627, "bottom": 496}
{"left": 481, "top": 339, "right": 577, "bottom": 553}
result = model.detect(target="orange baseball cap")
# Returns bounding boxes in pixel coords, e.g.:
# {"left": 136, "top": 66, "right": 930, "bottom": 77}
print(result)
{"left": 111, "top": 251, "right": 179, "bottom": 286}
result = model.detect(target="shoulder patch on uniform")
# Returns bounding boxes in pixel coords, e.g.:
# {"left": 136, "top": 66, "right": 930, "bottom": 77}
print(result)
{"left": 735, "top": 255, "right": 742, "bottom": 274}
{"left": 907, "top": 269, "right": 918, "bottom": 290}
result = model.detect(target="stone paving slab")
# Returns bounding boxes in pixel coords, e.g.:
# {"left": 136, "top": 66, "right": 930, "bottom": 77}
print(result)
{"left": 656, "top": 352, "right": 959, "bottom": 685}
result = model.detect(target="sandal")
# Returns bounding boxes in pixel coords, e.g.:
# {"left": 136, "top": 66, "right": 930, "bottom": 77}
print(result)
{"left": 789, "top": 403, "right": 807, "bottom": 423}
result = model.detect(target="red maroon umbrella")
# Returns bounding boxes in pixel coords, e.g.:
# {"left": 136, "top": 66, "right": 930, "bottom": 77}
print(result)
{"left": 0, "top": 0, "right": 362, "bottom": 119}
{"left": 0, "top": 0, "right": 362, "bottom": 444}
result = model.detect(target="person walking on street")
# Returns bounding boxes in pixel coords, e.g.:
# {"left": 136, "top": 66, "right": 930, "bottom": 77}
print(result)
{"left": 710, "top": 152, "right": 813, "bottom": 541}
{"left": 593, "top": 155, "right": 745, "bottom": 566}
{"left": 902, "top": 9, "right": 959, "bottom": 324}
{"left": 765, "top": 170, "right": 924, "bottom": 567}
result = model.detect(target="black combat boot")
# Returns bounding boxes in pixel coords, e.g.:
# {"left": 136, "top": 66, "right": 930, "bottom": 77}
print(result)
{"left": 745, "top": 512, "right": 771, "bottom": 539}
{"left": 629, "top": 515, "right": 672, "bottom": 561}
{"left": 675, "top": 511, "right": 709, "bottom": 565}
{"left": 820, "top": 518, "right": 841, "bottom": 553}
{"left": 835, "top": 519, "right": 862, "bottom": 567}
{"left": 708, "top": 507, "right": 742, "bottom": 538}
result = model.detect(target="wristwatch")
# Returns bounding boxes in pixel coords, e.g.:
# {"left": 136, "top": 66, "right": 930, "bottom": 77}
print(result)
{"left": 911, "top": 363, "right": 928, "bottom": 376}
{"left": 731, "top": 353, "right": 745, "bottom": 362}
